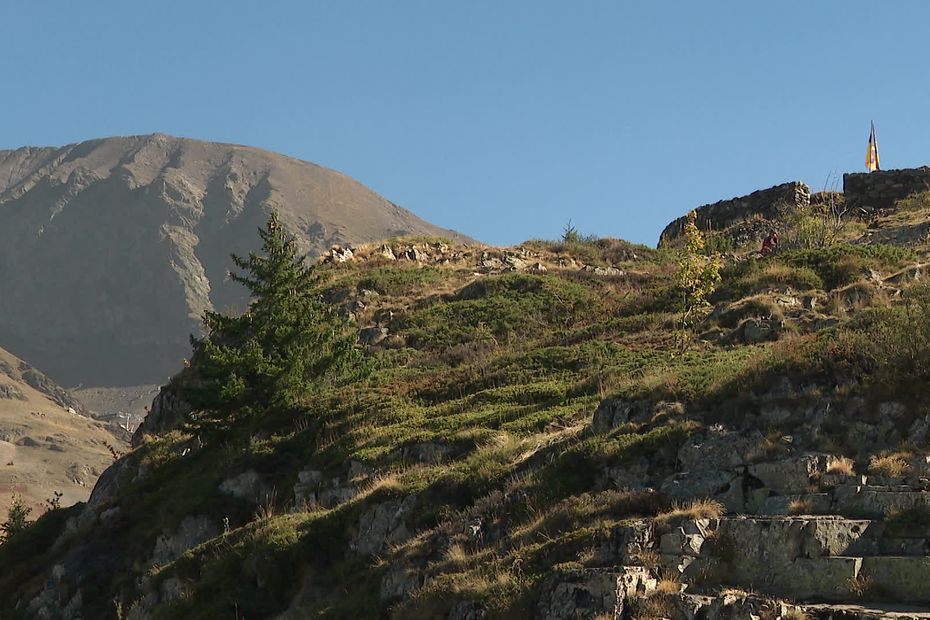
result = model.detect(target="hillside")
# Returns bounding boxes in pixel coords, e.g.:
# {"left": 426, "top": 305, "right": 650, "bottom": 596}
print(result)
{"left": 0, "top": 346, "right": 124, "bottom": 514}
{"left": 0, "top": 134, "right": 469, "bottom": 388}
{"left": 4, "top": 201, "right": 930, "bottom": 619}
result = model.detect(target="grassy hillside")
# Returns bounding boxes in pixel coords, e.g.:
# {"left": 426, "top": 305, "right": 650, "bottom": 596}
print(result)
{"left": 3, "top": 222, "right": 930, "bottom": 618}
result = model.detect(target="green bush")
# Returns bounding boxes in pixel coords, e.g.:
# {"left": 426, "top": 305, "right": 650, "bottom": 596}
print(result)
{"left": 714, "top": 259, "right": 823, "bottom": 301}
{"left": 781, "top": 244, "right": 914, "bottom": 290}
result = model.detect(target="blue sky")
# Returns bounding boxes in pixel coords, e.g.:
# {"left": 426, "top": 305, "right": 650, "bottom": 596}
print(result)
{"left": 1, "top": 2, "right": 927, "bottom": 246}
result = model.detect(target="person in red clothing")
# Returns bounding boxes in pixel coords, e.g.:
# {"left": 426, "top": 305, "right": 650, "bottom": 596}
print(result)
{"left": 760, "top": 229, "right": 779, "bottom": 256}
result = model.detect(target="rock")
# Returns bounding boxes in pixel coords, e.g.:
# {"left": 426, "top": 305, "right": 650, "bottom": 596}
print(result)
{"left": 748, "top": 454, "right": 841, "bottom": 495}
{"left": 582, "top": 265, "right": 624, "bottom": 277}
{"left": 151, "top": 515, "right": 219, "bottom": 566}
{"left": 327, "top": 245, "right": 354, "bottom": 263}
{"left": 131, "top": 382, "right": 192, "bottom": 447}
{"left": 758, "top": 493, "right": 832, "bottom": 516}
{"left": 740, "top": 318, "right": 781, "bottom": 343}
{"left": 160, "top": 577, "right": 186, "bottom": 603}
{"left": 86, "top": 452, "right": 140, "bottom": 511}
{"left": 879, "top": 401, "right": 909, "bottom": 421}
{"left": 602, "top": 461, "right": 651, "bottom": 491}
{"left": 0, "top": 383, "right": 26, "bottom": 400}
{"left": 591, "top": 397, "right": 652, "bottom": 434}
{"left": 359, "top": 327, "right": 390, "bottom": 346}
{"left": 592, "top": 520, "right": 654, "bottom": 564}
{"left": 378, "top": 244, "right": 397, "bottom": 260}
{"left": 353, "top": 495, "right": 417, "bottom": 555}
{"left": 404, "top": 246, "right": 423, "bottom": 262}
{"left": 447, "top": 601, "right": 486, "bottom": 620}
{"left": 661, "top": 470, "right": 744, "bottom": 512}
{"left": 503, "top": 255, "right": 527, "bottom": 270}
{"left": 758, "top": 405, "right": 792, "bottom": 427}
{"left": 395, "top": 441, "right": 454, "bottom": 464}
{"left": 219, "top": 469, "right": 270, "bottom": 504}
{"left": 379, "top": 562, "right": 422, "bottom": 601}
{"left": 536, "top": 569, "right": 624, "bottom": 620}
{"left": 678, "top": 427, "right": 761, "bottom": 471}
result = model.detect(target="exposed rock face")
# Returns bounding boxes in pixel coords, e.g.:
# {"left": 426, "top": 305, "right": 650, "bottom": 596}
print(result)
{"left": 659, "top": 182, "right": 810, "bottom": 246}
{"left": 0, "top": 134, "right": 467, "bottom": 387}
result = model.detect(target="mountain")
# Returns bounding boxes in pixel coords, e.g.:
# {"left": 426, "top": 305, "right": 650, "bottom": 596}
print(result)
{"left": 0, "top": 345, "right": 123, "bottom": 513}
{"left": 0, "top": 134, "right": 469, "bottom": 387}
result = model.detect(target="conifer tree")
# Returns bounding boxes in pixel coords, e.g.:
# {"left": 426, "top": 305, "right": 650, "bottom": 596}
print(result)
{"left": 185, "top": 211, "right": 361, "bottom": 414}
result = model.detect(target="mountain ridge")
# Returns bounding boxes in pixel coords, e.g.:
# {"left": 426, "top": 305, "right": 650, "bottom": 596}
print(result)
{"left": 0, "top": 133, "right": 471, "bottom": 387}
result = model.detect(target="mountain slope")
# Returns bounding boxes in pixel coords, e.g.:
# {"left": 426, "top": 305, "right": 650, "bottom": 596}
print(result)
{"left": 6, "top": 230, "right": 930, "bottom": 618}
{"left": 0, "top": 134, "right": 469, "bottom": 387}
{"left": 0, "top": 346, "right": 123, "bottom": 513}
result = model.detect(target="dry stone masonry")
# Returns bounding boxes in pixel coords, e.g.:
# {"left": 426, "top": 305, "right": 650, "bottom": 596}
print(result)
{"left": 659, "top": 182, "right": 811, "bottom": 246}
{"left": 844, "top": 167, "right": 930, "bottom": 212}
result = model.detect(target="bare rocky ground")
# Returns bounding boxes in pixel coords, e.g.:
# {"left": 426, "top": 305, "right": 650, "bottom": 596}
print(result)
{"left": 73, "top": 384, "right": 161, "bottom": 435}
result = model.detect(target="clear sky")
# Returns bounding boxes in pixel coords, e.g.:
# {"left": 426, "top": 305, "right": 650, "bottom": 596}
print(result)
{"left": 1, "top": 2, "right": 927, "bottom": 247}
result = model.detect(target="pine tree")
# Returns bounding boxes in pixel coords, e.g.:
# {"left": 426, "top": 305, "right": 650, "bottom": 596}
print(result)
{"left": 185, "top": 211, "right": 361, "bottom": 414}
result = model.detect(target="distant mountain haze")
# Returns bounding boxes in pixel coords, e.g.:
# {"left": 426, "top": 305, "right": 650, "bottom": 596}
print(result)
{"left": 0, "top": 134, "right": 468, "bottom": 387}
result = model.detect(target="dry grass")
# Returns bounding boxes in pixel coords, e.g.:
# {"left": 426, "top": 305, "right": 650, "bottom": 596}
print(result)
{"left": 719, "top": 587, "right": 751, "bottom": 598}
{"left": 787, "top": 498, "right": 815, "bottom": 516}
{"left": 636, "top": 592, "right": 677, "bottom": 620}
{"left": 632, "top": 548, "right": 661, "bottom": 570}
{"left": 654, "top": 577, "right": 681, "bottom": 594}
{"left": 654, "top": 498, "right": 725, "bottom": 526}
{"left": 868, "top": 452, "right": 911, "bottom": 478}
{"left": 444, "top": 543, "right": 469, "bottom": 564}
{"left": 254, "top": 488, "right": 278, "bottom": 521}
{"left": 826, "top": 457, "right": 855, "bottom": 476}
{"left": 782, "top": 609, "right": 810, "bottom": 620}
{"left": 846, "top": 573, "right": 875, "bottom": 600}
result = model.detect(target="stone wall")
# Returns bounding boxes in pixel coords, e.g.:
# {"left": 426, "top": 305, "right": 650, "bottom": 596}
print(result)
{"left": 658, "top": 182, "right": 810, "bottom": 247}
{"left": 843, "top": 167, "right": 930, "bottom": 211}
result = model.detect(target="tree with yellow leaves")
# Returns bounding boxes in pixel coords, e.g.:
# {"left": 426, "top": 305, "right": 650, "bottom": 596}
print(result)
{"left": 676, "top": 210, "right": 721, "bottom": 349}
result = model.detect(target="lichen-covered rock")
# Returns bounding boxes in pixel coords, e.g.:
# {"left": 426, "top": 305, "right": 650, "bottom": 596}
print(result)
{"left": 677, "top": 427, "right": 762, "bottom": 471}
{"left": 379, "top": 563, "right": 423, "bottom": 601}
{"left": 353, "top": 495, "right": 417, "bottom": 556}
{"left": 151, "top": 515, "right": 219, "bottom": 566}
{"left": 593, "top": 520, "right": 654, "bottom": 564}
{"left": 536, "top": 569, "right": 622, "bottom": 620}
{"left": 219, "top": 469, "right": 270, "bottom": 504}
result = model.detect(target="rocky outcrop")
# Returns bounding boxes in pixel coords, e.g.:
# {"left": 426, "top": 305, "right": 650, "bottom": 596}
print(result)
{"left": 0, "top": 134, "right": 468, "bottom": 387}
{"left": 130, "top": 380, "right": 192, "bottom": 446}
{"left": 659, "top": 182, "right": 810, "bottom": 246}
{"left": 353, "top": 495, "right": 418, "bottom": 556}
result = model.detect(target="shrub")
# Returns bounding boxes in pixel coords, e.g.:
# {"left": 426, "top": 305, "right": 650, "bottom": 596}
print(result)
{"left": 781, "top": 244, "right": 914, "bottom": 290}
{"left": 1, "top": 495, "right": 31, "bottom": 541}
{"left": 714, "top": 260, "right": 823, "bottom": 301}
{"left": 859, "top": 284, "right": 930, "bottom": 397}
